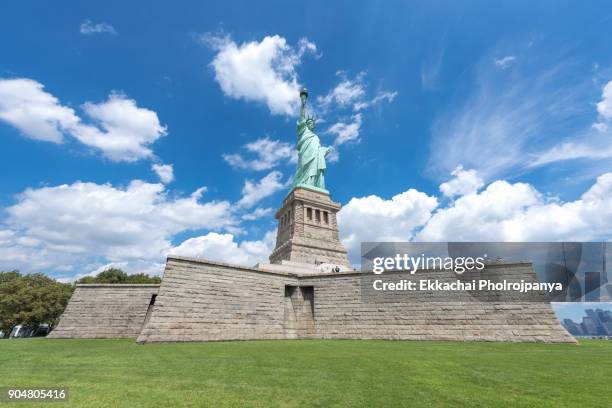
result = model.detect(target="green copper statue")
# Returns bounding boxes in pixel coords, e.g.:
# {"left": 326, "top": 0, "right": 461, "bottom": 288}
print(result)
{"left": 292, "top": 88, "right": 332, "bottom": 193}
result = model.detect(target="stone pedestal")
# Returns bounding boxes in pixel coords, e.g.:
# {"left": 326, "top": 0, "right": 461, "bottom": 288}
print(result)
{"left": 269, "top": 187, "right": 351, "bottom": 268}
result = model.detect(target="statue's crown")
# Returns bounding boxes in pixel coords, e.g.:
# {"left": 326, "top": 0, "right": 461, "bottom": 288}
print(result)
{"left": 306, "top": 114, "right": 317, "bottom": 126}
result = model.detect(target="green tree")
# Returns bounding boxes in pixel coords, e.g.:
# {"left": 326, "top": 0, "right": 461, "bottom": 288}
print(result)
{"left": 0, "top": 270, "right": 21, "bottom": 283}
{"left": 76, "top": 268, "right": 161, "bottom": 284}
{"left": 81, "top": 268, "right": 129, "bottom": 283}
{"left": 0, "top": 272, "right": 74, "bottom": 335}
{"left": 125, "top": 273, "right": 162, "bottom": 284}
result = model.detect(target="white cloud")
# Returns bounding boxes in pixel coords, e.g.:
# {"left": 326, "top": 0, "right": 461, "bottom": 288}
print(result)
{"left": 152, "top": 163, "right": 174, "bottom": 184}
{"left": 3, "top": 168, "right": 612, "bottom": 276}
{"left": 242, "top": 207, "right": 274, "bottom": 221}
{"left": 213, "top": 66, "right": 395, "bottom": 167}
{"left": 494, "top": 55, "right": 516, "bottom": 69}
{"left": 0, "top": 180, "right": 235, "bottom": 274}
{"left": 317, "top": 72, "right": 397, "bottom": 113}
{"left": 419, "top": 180, "right": 540, "bottom": 241}
{"left": 170, "top": 231, "right": 275, "bottom": 266}
{"left": 596, "top": 81, "right": 612, "bottom": 119}
{"left": 421, "top": 45, "right": 445, "bottom": 90}
{"left": 593, "top": 80, "right": 612, "bottom": 131}
{"left": 0, "top": 78, "right": 167, "bottom": 162}
{"left": 238, "top": 171, "right": 287, "bottom": 208}
{"left": 418, "top": 173, "right": 612, "bottom": 241}
{"left": 436, "top": 48, "right": 612, "bottom": 183}
{"left": 338, "top": 190, "right": 438, "bottom": 261}
{"left": 531, "top": 141, "right": 612, "bottom": 167}
{"left": 353, "top": 91, "right": 398, "bottom": 111}
{"left": 439, "top": 165, "right": 484, "bottom": 198}
{"left": 80, "top": 19, "right": 116, "bottom": 35}
{"left": 592, "top": 122, "right": 608, "bottom": 132}
{"left": 317, "top": 73, "right": 366, "bottom": 110}
{"left": 73, "top": 92, "right": 167, "bottom": 161}
{"left": 0, "top": 230, "right": 14, "bottom": 244}
{"left": 297, "top": 38, "right": 319, "bottom": 58}
{"left": 223, "top": 137, "right": 296, "bottom": 171}
{"left": 428, "top": 55, "right": 589, "bottom": 180}
{"left": 0, "top": 78, "right": 79, "bottom": 142}
{"left": 531, "top": 80, "right": 612, "bottom": 167}
{"left": 314, "top": 72, "right": 396, "bottom": 162}
{"left": 327, "top": 113, "right": 362, "bottom": 147}
{"left": 337, "top": 168, "right": 612, "bottom": 262}
{"left": 205, "top": 34, "right": 316, "bottom": 115}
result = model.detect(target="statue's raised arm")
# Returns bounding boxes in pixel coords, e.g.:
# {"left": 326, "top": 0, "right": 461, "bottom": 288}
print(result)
{"left": 299, "top": 88, "right": 308, "bottom": 121}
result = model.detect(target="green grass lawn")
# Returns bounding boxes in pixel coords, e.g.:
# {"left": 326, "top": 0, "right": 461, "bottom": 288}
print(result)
{"left": 0, "top": 339, "right": 610, "bottom": 407}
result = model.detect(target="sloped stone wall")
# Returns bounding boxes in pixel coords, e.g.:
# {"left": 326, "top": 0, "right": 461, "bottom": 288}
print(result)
{"left": 136, "top": 256, "right": 575, "bottom": 344}
{"left": 136, "top": 257, "right": 297, "bottom": 343}
{"left": 48, "top": 284, "right": 159, "bottom": 339}
{"left": 299, "top": 265, "right": 575, "bottom": 343}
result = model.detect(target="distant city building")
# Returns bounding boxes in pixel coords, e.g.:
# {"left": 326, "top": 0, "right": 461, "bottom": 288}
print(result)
{"left": 562, "top": 319, "right": 584, "bottom": 335}
{"left": 561, "top": 308, "right": 612, "bottom": 336}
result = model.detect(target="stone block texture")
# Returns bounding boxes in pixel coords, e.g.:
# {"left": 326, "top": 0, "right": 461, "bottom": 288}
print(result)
{"left": 299, "top": 266, "right": 574, "bottom": 343}
{"left": 137, "top": 257, "right": 296, "bottom": 343}
{"left": 136, "top": 256, "right": 575, "bottom": 344}
{"left": 269, "top": 187, "right": 351, "bottom": 267}
{"left": 48, "top": 284, "right": 159, "bottom": 339}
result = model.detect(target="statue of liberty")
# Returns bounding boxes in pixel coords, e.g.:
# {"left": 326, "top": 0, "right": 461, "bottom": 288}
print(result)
{"left": 292, "top": 88, "right": 332, "bottom": 192}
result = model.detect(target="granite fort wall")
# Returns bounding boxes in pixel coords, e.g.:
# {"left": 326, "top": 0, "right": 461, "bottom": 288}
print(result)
{"left": 137, "top": 256, "right": 575, "bottom": 344}
{"left": 136, "top": 257, "right": 298, "bottom": 343}
{"left": 299, "top": 264, "right": 575, "bottom": 343}
{"left": 48, "top": 284, "right": 159, "bottom": 339}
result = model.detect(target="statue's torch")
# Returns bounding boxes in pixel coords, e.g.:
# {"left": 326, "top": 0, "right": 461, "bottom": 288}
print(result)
{"left": 300, "top": 87, "right": 309, "bottom": 103}
{"left": 299, "top": 87, "right": 308, "bottom": 118}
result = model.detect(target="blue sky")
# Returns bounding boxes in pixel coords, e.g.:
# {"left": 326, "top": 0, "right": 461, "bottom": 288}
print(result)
{"left": 1, "top": 0, "right": 612, "bottom": 309}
